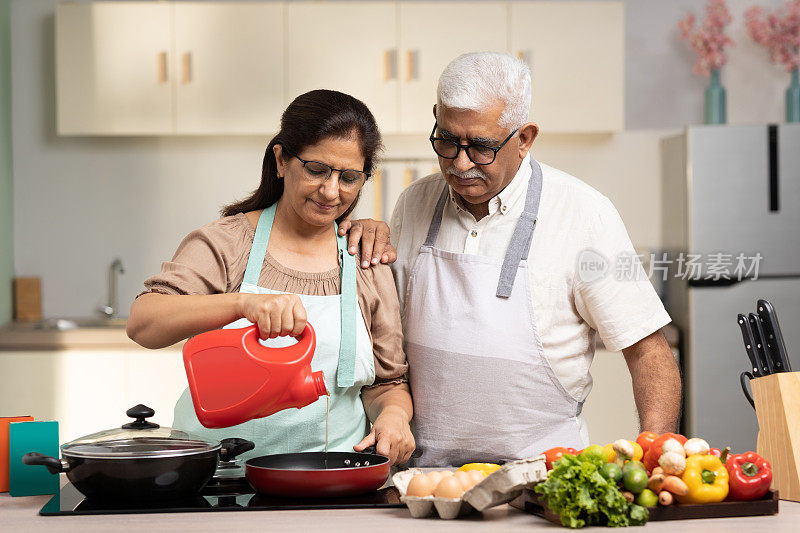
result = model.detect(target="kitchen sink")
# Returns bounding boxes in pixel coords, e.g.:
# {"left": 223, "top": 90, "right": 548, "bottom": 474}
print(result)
{"left": 31, "top": 317, "right": 128, "bottom": 331}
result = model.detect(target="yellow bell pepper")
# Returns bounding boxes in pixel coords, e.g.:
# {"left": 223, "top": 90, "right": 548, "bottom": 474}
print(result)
{"left": 457, "top": 463, "right": 501, "bottom": 476}
{"left": 677, "top": 454, "right": 729, "bottom": 504}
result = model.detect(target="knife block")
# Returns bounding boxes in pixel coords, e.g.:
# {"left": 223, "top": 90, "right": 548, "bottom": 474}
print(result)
{"left": 752, "top": 371, "right": 800, "bottom": 502}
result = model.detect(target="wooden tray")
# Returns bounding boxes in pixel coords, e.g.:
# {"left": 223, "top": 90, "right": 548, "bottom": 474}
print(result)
{"left": 514, "top": 487, "right": 779, "bottom": 524}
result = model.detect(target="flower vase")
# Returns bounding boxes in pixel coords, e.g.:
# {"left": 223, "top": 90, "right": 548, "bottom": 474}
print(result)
{"left": 704, "top": 69, "right": 727, "bottom": 125}
{"left": 787, "top": 68, "right": 800, "bottom": 123}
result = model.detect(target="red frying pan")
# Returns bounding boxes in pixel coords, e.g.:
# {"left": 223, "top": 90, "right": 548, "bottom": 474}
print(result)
{"left": 245, "top": 450, "right": 391, "bottom": 498}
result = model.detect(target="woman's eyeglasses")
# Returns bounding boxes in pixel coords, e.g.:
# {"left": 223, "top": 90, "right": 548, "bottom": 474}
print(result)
{"left": 289, "top": 153, "right": 369, "bottom": 191}
{"left": 429, "top": 122, "right": 519, "bottom": 165}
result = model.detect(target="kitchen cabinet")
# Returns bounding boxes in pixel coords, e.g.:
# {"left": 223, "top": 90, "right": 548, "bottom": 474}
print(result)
{"left": 397, "top": 2, "right": 508, "bottom": 133}
{"left": 56, "top": 2, "right": 173, "bottom": 134}
{"left": 509, "top": 1, "right": 624, "bottom": 133}
{"left": 173, "top": 3, "right": 284, "bottom": 134}
{"left": 0, "top": 348, "right": 186, "bottom": 443}
{"left": 56, "top": 2, "right": 284, "bottom": 135}
{"left": 55, "top": 1, "right": 624, "bottom": 136}
{"left": 286, "top": 2, "right": 398, "bottom": 132}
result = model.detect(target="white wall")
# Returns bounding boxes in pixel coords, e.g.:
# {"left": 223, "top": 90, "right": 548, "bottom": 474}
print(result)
{"left": 10, "top": 0, "right": 794, "bottom": 319}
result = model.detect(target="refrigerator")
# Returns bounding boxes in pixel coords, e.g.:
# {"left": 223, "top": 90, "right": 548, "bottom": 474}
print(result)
{"left": 661, "top": 124, "right": 800, "bottom": 453}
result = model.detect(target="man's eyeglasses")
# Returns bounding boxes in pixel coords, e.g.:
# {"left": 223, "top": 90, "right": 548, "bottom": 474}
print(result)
{"left": 429, "top": 122, "right": 519, "bottom": 165}
{"left": 289, "top": 153, "right": 370, "bottom": 191}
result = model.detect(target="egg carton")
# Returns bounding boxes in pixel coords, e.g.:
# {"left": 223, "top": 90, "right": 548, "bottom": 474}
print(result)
{"left": 392, "top": 456, "right": 547, "bottom": 519}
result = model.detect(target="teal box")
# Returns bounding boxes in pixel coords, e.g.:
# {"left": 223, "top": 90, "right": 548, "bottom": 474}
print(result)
{"left": 9, "top": 421, "right": 60, "bottom": 496}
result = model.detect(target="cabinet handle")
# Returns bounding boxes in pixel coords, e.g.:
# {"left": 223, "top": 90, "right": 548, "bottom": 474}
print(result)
{"left": 383, "top": 49, "right": 397, "bottom": 81}
{"left": 157, "top": 52, "right": 168, "bottom": 83}
{"left": 405, "top": 50, "right": 418, "bottom": 82}
{"left": 182, "top": 52, "right": 192, "bottom": 84}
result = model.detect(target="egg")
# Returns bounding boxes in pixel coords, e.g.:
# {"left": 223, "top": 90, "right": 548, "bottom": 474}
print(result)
{"left": 454, "top": 470, "right": 475, "bottom": 490}
{"left": 467, "top": 470, "right": 486, "bottom": 486}
{"left": 405, "top": 473, "right": 435, "bottom": 497}
{"left": 426, "top": 471, "right": 445, "bottom": 486}
{"left": 433, "top": 476, "right": 466, "bottom": 499}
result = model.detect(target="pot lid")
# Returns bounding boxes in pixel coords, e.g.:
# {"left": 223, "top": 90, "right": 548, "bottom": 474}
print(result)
{"left": 61, "top": 404, "right": 221, "bottom": 459}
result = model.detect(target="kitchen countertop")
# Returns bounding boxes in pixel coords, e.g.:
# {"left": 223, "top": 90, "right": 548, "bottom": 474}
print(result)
{"left": 0, "top": 321, "right": 679, "bottom": 352}
{"left": 2, "top": 488, "right": 798, "bottom": 532}
{"left": 0, "top": 321, "right": 183, "bottom": 350}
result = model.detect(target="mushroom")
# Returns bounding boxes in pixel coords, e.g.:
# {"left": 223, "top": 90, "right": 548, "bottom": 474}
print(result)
{"left": 612, "top": 439, "right": 635, "bottom": 467}
{"left": 659, "top": 451, "right": 686, "bottom": 476}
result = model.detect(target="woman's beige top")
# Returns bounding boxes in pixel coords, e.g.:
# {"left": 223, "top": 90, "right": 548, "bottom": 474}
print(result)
{"left": 139, "top": 213, "right": 407, "bottom": 387}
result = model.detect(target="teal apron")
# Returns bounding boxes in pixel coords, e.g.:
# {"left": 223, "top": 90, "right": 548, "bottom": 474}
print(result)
{"left": 173, "top": 205, "right": 376, "bottom": 462}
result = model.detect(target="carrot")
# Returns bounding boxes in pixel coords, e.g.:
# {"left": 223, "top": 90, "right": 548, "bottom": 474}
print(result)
{"left": 661, "top": 475, "right": 689, "bottom": 496}
{"left": 647, "top": 473, "right": 665, "bottom": 493}
{"left": 659, "top": 491, "right": 675, "bottom": 505}
{"left": 621, "top": 491, "right": 635, "bottom": 503}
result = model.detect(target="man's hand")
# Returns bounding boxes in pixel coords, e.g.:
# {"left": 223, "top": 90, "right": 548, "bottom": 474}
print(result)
{"left": 338, "top": 219, "right": 397, "bottom": 268}
{"left": 353, "top": 406, "right": 415, "bottom": 465}
{"left": 622, "top": 329, "right": 682, "bottom": 434}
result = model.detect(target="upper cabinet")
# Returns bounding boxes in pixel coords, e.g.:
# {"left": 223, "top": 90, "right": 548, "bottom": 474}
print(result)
{"left": 56, "top": 1, "right": 624, "bottom": 136}
{"left": 510, "top": 1, "right": 625, "bottom": 133}
{"left": 56, "top": 2, "right": 173, "bottom": 134}
{"left": 173, "top": 3, "right": 284, "bottom": 135}
{"left": 56, "top": 2, "right": 284, "bottom": 135}
{"left": 286, "top": 2, "right": 398, "bottom": 132}
{"left": 397, "top": 2, "right": 507, "bottom": 133}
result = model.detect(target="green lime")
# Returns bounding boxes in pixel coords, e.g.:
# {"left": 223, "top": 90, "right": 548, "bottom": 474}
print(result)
{"left": 623, "top": 467, "right": 648, "bottom": 494}
{"left": 601, "top": 462, "right": 623, "bottom": 483}
{"left": 622, "top": 460, "right": 646, "bottom": 475}
{"left": 635, "top": 488, "right": 658, "bottom": 507}
{"left": 580, "top": 444, "right": 606, "bottom": 462}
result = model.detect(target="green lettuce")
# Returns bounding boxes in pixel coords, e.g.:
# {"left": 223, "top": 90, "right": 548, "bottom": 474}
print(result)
{"left": 534, "top": 453, "right": 648, "bottom": 528}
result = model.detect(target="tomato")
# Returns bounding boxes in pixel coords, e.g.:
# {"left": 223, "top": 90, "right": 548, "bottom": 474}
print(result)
{"left": 643, "top": 433, "right": 687, "bottom": 472}
{"left": 635, "top": 431, "right": 658, "bottom": 456}
{"left": 542, "top": 447, "right": 578, "bottom": 470}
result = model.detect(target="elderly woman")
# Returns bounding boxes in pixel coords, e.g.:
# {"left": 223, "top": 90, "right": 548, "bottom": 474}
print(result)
{"left": 127, "top": 90, "right": 414, "bottom": 465}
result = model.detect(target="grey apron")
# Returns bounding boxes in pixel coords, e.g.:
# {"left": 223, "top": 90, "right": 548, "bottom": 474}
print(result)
{"left": 404, "top": 158, "right": 585, "bottom": 466}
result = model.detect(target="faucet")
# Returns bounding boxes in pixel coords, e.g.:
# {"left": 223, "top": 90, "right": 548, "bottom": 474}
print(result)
{"left": 99, "top": 258, "right": 125, "bottom": 319}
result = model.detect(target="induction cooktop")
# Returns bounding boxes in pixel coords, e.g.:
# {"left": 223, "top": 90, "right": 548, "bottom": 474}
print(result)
{"left": 39, "top": 478, "right": 403, "bottom": 516}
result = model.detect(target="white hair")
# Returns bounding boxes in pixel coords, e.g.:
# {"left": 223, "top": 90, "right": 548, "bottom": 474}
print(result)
{"left": 437, "top": 52, "right": 531, "bottom": 130}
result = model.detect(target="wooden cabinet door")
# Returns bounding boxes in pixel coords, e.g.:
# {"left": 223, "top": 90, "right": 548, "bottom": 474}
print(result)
{"left": 398, "top": 2, "right": 508, "bottom": 133}
{"left": 56, "top": 2, "right": 173, "bottom": 135}
{"left": 173, "top": 3, "right": 284, "bottom": 134}
{"left": 510, "top": 1, "right": 624, "bottom": 133}
{"left": 286, "top": 2, "right": 398, "bottom": 132}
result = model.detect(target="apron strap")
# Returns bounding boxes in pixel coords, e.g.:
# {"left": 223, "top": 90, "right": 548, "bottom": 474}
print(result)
{"left": 243, "top": 205, "right": 277, "bottom": 287}
{"left": 423, "top": 183, "right": 451, "bottom": 247}
{"left": 496, "top": 159, "right": 544, "bottom": 298}
{"left": 242, "top": 203, "right": 358, "bottom": 388}
{"left": 336, "top": 229, "right": 358, "bottom": 388}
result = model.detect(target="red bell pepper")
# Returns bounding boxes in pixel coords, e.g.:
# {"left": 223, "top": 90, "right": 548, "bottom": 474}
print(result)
{"left": 725, "top": 451, "right": 772, "bottom": 501}
{"left": 542, "top": 447, "right": 578, "bottom": 470}
{"left": 643, "top": 433, "right": 687, "bottom": 472}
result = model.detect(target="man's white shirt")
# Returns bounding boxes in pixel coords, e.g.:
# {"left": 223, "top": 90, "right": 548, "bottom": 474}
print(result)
{"left": 390, "top": 154, "right": 671, "bottom": 413}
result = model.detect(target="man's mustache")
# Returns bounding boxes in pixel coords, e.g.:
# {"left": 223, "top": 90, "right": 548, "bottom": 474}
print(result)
{"left": 447, "top": 168, "right": 488, "bottom": 181}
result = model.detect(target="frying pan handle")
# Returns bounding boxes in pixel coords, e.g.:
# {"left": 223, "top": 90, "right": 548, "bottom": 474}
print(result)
{"left": 219, "top": 438, "right": 255, "bottom": 461}
{"left": 22, "top": 452, "right": 70, "bottom": 474}
{"left": 242, "top": 322, "right": 316, "bottom": 364}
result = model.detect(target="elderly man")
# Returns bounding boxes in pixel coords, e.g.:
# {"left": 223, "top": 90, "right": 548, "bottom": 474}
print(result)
{"left": 345, "top": 52, "right": 681, "bottom": 466}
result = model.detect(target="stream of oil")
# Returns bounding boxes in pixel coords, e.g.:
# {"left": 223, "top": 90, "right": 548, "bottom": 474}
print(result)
{"left": 324, "top": 396, "right": 330, "bottom": 469}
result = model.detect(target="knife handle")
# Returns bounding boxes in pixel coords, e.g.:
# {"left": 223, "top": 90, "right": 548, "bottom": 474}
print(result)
{"left": 757, "top": 299, "right": 792, "bottom": 373}
{"left": 737, "top": 314, "right": 761, "bottom": 377}
{"left": 749, "top": 313, "right": 775, "bottom": 375}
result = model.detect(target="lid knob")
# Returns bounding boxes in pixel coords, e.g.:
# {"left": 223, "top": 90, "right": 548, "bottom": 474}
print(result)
{"left": 122, "top": 404, "right": 160, "bottom": 430}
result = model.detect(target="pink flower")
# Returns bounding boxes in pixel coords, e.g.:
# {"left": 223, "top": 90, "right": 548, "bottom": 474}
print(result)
{"left": 678, "top": 0, "right": 735, "bottom": 76}
{"left": 746, "top": 0, "right": 800, "bottom": 72}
